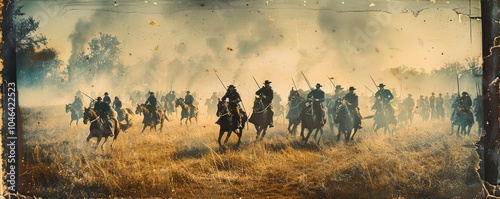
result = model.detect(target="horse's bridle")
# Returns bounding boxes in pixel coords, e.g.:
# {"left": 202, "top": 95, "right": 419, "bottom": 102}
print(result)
{"left": 217, "top": 102, "right": 230, "bottom": 117}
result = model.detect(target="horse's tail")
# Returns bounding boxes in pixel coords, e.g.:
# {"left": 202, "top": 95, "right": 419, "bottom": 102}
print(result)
{"left": 111, "top": 118, "right": 121, "bottom": 135}
{"left": 124, "top": 108, "right": 134, "bottom": 115}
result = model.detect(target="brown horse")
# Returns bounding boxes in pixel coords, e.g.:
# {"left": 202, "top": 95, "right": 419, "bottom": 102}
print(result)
{"left": 175, "top": 98, "right": 198, "bottom": 125}
{"left": 65, "top": 104, "right": 83, "bottom": 126}
{"left": 83, "top": 108, "right": 121, "bottom": 150}
{"left": 135, "top": 104, "right": 167, "bottom": 132}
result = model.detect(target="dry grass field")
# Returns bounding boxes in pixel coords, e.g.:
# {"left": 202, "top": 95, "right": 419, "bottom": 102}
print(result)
{"left": 18, "top": 106, "right": 483, "bottom": 198}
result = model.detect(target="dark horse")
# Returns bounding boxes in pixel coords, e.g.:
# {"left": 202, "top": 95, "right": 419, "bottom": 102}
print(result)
{"left": 333, "top": 98, "right": 359, "bottom": 142}
{"left": 216, "top": 99, "right": 248, "bottom": 148}
{"left": 372, "top": 100, "right": 396, "bottom": 135}
{"left": 83, "top": 108, "right": 121, "bottom": 150}
{"left": 175, "top": 98, "right": 198, "bottom": 125}
{"left": 299, "top": 100, "right": 325, "bottom": 144}
{"left": 249, "top": 97, "right": 272, "bottom": 140}
{"left": 135, "top": 104, "right": 167, "bottom": 132}
{"left": 286, "top": 91, "right": 306, "bottom": 136}
{"left": 65, "top": 104, "right": 83, "bottom": 126}
{"left": 450, "top": 106, "right": 474, "bottom": 136}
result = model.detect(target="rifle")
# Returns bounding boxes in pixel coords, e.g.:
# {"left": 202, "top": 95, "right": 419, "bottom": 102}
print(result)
{"left": 457, "top": 74, "right": 461, "bottom": 97}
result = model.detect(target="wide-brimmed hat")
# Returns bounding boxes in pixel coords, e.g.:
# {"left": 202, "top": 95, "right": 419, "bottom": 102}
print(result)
{"left": 462, "top": 91, "right": 468, "bottom": 95}
{"left": 316, "top": 83, "right": 323, "bottom": 87}
{"left": 378, "top": 83, "right": 385, "bottom": 88}
{"left": 335, "top": 85, "right": 343, "bottom": 90}
{"left": 349, "top": 86, "right": 356, "bottom": 91}
{"left": 264, "top": 80, "right": 272, "bottom": 84}
{"left": 408, "top": 94, "right": 412, "bottom": 96}
{"left": 104, "top": 92, "right": 109, "bottom": 95}
{"left": 150, "top": 92, "right": 154, "bottom": 95}
{"left": 97, "top": 97, "right": 102, "bottom": 100}
{"left": 228, "top": 85, "right": 236, "bottom": 89}
{"left": 187, "top": 91, "right": 191, "bottom": 93}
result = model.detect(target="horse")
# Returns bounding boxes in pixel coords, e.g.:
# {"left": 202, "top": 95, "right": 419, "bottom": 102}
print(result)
{"left": 161, "top": 96, "right": 175, "bottom": 117}
{"left": 333, "top": 98, "right": 358, "bottom": 142}
{"left": 450, "top": 107, "right": 474, "bottom": 136}
{"left": 372, "top": 100, "right": 397, "bottom": 135}
{"left": 274, "top": 103, "right": 286, "bottom": 123}
{"left": 326, "top": 98, "right": 338, "bottom": 135}
{"left": 249, "top": 97, "right": 272, "bottom": 140}
{"left": 215, "top": 99, "right": 248, "bottom": 148}
{"left": 116, "top": 107, "right": 134, "bottom": 124}
{"left": 65, "top": 104, "right": 83, "bottom": 126}
{"left": 298, "top": 100, "right": 325, "bottom": 144}
{"left": 175, "top": 98, "right": 198, "bottom": 125}
{"left": 286, "top": 91, "right": 306, "bottom": 136}
{"left": 135, "top": 104, "right": 167, "bottom": 132}
{"left": 397, "top": 104, "right": 413, "bottom": 128}
{"left": 83, "top": 108, "right": 121, "bottom": 150}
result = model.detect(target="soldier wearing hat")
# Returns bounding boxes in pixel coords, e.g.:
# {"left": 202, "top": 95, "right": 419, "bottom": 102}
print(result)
{"left": 373, "top": 83, "right": 396, "bottom": 122}
{"left": 255, "top": 80, "right": 274, "bottom": 127}
{"left": 344, "top": 86, "right": 362, "bottom": 129}
{"left": 145, "top": 91, "right": 159, "bottom": 124}
{"left": 221, "top": 85, "right": 244, "bottom": 127}
{"left": 165, "top": 91, "right": 176, "bottom": 114}
{"left": 305, "top": 83, "right": 326, "bottom": 125}
{"left": 72, "top": 95, "right": 83, "bottom": 112}
{"left": 94, "top": 96, "right": 115, "bottom": 136}
{"left": 103, "top": 92, "right": 111, "bottom": 104}
{"left": 185, "top": 91, "right": 195, "bottom": 108}
{"left": 429, "top": 92, "right": 436, "bottom": 119}
{"left": 403, "top": 93, "right": 415, "bottom": 120}
{"left": 460, "top": 91, "right": 472, "bottom": 111}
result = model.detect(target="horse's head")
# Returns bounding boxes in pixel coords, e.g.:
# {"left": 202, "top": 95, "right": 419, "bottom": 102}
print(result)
{"left": 135, "top": 104, "right": 146, "bottom": 115}
{"left": 289, "top": 90, "right": 300, "bottom": 101}
{"left": 335, "top": 98, "right": 347, "bottom": 111}
{"left": 176, "top": 98, "right": 186, "bottom": 108}
{"left": 83, "top": 107, "right": 97, "bottom": 124}
{"left": 65, "top": 104, "right": 71, "bottom": 113}
{"left": 216, "top": 99, "right": 229, "bottom": 117}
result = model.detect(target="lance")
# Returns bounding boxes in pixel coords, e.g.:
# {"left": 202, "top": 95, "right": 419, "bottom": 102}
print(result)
{"left": 81, "top": 91, "right": 96, "bottom": 101}
{"left": 292, "top": 78, "right": 298, "bottom": 91}
{"left": 300, "top": 71, "right": 313, "bottom": 91}
{"left": 369, "top": 75, "right": 380, "bottom": 91}
{"left": 457, "top": 74, "right": 461, "bottom": 96}
{"left": 363, "top": 85, "right": 375, "bottom": 94}
{"left": 252, "top": 75, "right": 261, "bottom": 90}
{"left": 327, "top": 76, "right": 335, "bottom": 92}
{"left": 215, "top": 72, "right": 227, "bottom": 90}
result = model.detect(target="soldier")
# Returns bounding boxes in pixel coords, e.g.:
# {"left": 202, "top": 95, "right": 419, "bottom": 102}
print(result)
{"left": 72, "top": 95, "right": 83, "bottom": 111}
{"left": 94, "top": 97, "right": 114, "bottom": 136}
{"left": 103, "top": 92, "right": 111, "bottom": 104}
{"left": 460, "top": 92, "right": 473, "bottom": 111}
{"left": 429, "top": 93, "right": 436, "bottom": 119}
{"left": 344, "top": 86, "right": 362, "bottom": 129}
{"left": 373, "top": 83, "right": 396, "bottom": 122}
{"left": 306, "top": 83, "right": 326, "bottom": 125}
{"left": 145, "top": 91, "right": 159, "bottom": 123}
{"left": 436, "top": 93, "right": 445, "bottom": 119}
{"left": 185, "top": 91, "right": 195, "bottom": 107}
{"left": 403, "top": 94, "right": 415, "bottom": 118}
{"left": 255, "top": 80, "right": 274, "bottom": 127}
{"left": 221, "top": 85, "right": 244, "bottom": 128}
{"left": 113, "top": 96, "right": 123, "bottom": 121}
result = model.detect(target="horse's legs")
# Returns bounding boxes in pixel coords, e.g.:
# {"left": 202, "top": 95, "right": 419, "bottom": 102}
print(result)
{"left": 236, "top": 128, "right": 242, "bottom": 145}
{"left": 95, "top": 137, "right": 102, "bottom": 149}
{"left": 141, "top": 124, "right": 147, "bottom": 133}
{"left": 260, "top": 127, "right": 268, "bottom": 139}
{"left": 101, "top": 137, "right": 109, "bottom": 151}
{"left": 224, "top": 131, "right": 233, "bottom": 145}
{"left": 304, "top": 129, "right": 313, "bottom": 144}
{"left": 218, "top": 129, "right": 225, "bottom": 147}
{"left": 255, "top": 125, "right": 261, "bottom": 140}
{"left": 350, "top": 128, "right": 358, "bottom": 140}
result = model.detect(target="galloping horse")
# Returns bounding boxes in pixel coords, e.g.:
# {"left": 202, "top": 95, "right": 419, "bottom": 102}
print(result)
{"left": 65, "top": 104, "right": 83, "bottom": 126}
{"left": 286, "top": 91, "right": 306, "bottom": 136}
{"left": 83, "top": 108, "right": 121, "bottom": 150}
{"left": 299, "top": 100, "right": 325, "bottom": 144}
{"left": 215, "top": 99, "right": 248, "bottom": 148}
{"left": 175, "top": 98, "right": 198, "bottom": 125}
{"left": 116, "top": 107, "right": 134, "bottom": 124}
{"left": 333, "top": 98, "right": 357, "bottom": 142}
{"left": 249, "top": 97, "right": 272, "bottom": 140}
{"left": 372, "top": 100, "right": 396, "bottom": 135}
{"left": 397, "top": 104, "right": 413, "bottom": 128}
{"left": 274, "top": 103, "right": 286, "bottom": 123}
{"left": 161, "top": 96, "right": 176, "bottom": 117}
{"left": 135, "top": 104, "right": 166, "bottom": 132}
{"left": 326, "top": 98, "right": 339, "bottom": 135}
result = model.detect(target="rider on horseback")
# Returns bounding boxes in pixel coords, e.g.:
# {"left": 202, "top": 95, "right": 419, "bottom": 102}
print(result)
{"left": 103, "top": 92, "right": 111, "bottom": 104}
{"left": 303, "top": 83, "right": 326, "bottom": 125}
{"left": 344, "top": 86, "right": 362, "bottom": 129}
{"left": 145, "top": 92, "right": 159, "bottom": 124}
{"left": 460, "top": 92, "right": 473, "bottom": 111}
{"left": 185, "top": 91, "right": 195, "bottom": 107}
{"left": 72, "top": 95, "right": 83, "bottom": 112}
{"left": 94, "top": 97, "right": 115, "bottom": 137}
{"left": 373, "top": 83, "right": 396, "bottom": 123}
{"left": 113, "top": 96, "right": 123, "bottom": 121}
{"left": 221, "top": 85, "right": 244, "bottom": 128}
{"left": 255, "top": 80, "right": 274, "bottom": 127}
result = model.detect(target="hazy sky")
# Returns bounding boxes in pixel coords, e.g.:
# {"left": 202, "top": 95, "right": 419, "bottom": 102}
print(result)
{"left": 18, "top": 0, "right": 482, "bottom": 106}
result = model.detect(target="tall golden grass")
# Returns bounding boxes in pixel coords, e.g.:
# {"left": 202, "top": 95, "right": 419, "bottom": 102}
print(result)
{"left": 19, "top": 106, "right": 482, "bottom": 198}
